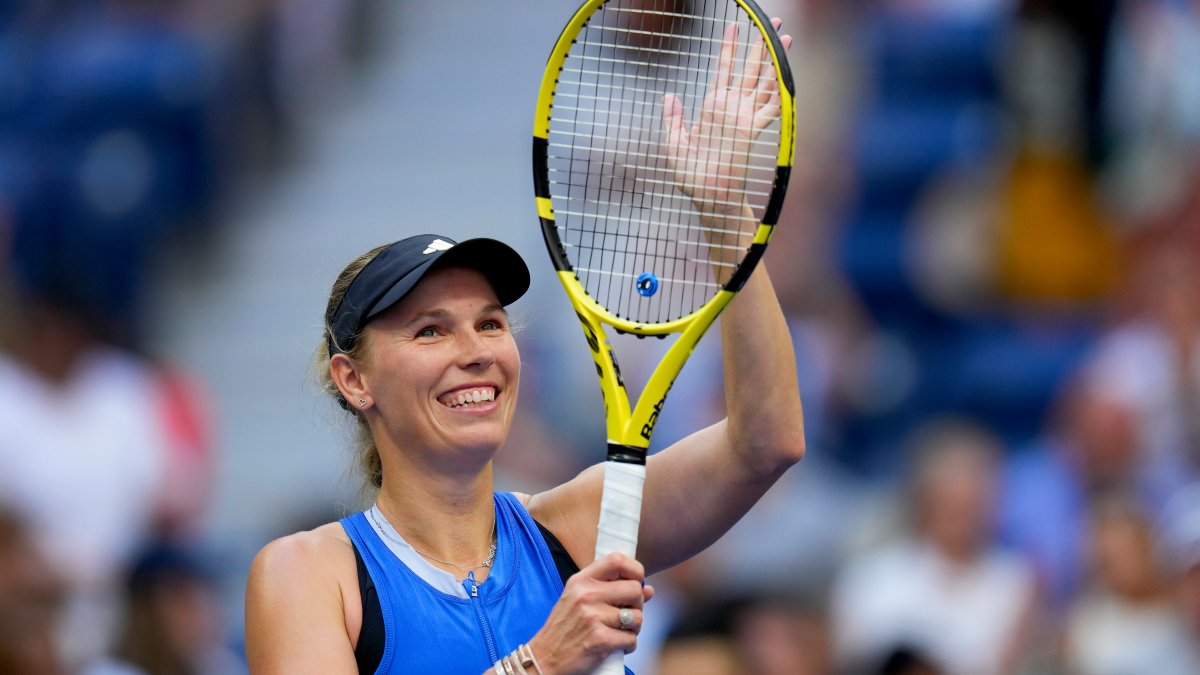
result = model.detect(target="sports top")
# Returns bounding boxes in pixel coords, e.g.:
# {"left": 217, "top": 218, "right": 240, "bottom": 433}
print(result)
{"left": 341, "top": 492, "right": 588, "bottom": 674}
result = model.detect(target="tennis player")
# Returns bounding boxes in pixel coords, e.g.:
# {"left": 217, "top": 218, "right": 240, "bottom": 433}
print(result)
{"left": 245, "top": 35, "right": 802, "bottom": 675}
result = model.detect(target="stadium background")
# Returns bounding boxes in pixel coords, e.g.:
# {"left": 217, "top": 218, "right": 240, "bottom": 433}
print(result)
{"left": 2, "top": 0, "right": 1199, "bottom": 673}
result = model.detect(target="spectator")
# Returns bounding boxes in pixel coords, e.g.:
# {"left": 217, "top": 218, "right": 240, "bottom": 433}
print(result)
{"left": 832, "top": 418, "right": 1036, "bottom": 675}
{"left": 1099, "top": 0, "right": 1200, "bottom": 228}
{"left": 0, "top": 223, "right": 213, "bottom": 668}
{"left": 656, "top": 598, "right": 740, "bottom": 675}
{"left": 84, "top": 543, "right": 247, "bottom": 675}
{"left": 1083, "top": 240, "right": 1200, "bottom": 498}
{"left": 998, "top": 366, "right": 1168, "bottom": 614}
{"left": 731, "top": 593, "right": 831, "bottom": 675}
{"left": 1062, "top": 494, "right": 1200, "bottom": 674}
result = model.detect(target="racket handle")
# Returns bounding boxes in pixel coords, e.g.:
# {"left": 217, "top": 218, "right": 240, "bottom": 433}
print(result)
{"left": 594, "top": 460, "right": 645, "bottom": 675}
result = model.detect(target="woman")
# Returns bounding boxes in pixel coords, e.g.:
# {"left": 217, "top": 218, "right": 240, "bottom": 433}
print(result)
{"left": 246, "top": 19, "right": 802, "bottom": 675}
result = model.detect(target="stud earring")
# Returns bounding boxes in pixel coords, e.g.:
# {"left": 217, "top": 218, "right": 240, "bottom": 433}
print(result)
{"left": 359, "top": 398, "right": 367, "bottom": 407}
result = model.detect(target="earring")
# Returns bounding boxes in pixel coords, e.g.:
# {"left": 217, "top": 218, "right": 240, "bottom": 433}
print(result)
{"left": 359, "top": 398, "right": 367, "bottom": 407}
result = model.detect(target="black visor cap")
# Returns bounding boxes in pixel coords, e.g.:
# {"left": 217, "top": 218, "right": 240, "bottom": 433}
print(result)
{"left": 328, "top": 234, "right": 530, "bottom": 356}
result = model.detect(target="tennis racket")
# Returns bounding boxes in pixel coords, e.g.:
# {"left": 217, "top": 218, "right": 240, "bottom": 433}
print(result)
{"left": 532, "top": 1, "right": 793, "bottom": 671}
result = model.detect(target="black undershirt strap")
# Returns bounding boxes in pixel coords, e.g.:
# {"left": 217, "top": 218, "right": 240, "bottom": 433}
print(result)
{"left": 536, "top": 520, "right": 583, "bottom": 589}
{"left": 352, "top": 543, "right": 385, "bottom": 675}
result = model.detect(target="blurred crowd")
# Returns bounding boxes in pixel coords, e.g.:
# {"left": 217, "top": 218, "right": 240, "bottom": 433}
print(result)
{"left": 0, "top": 0, "right": 379, "bottom": 673}
{"left": 2, "top": 0, "right": 1200, "bottom": 674}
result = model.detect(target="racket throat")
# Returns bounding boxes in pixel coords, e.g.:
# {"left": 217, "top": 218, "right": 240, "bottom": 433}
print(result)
{"left": 605, "top": 441, "right": 648, "bottom": 465}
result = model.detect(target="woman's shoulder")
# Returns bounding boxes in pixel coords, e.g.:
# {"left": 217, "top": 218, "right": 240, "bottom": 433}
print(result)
{"left": 248, "top": 522, "right": 357, "bottom": 594}
{"left": 245, "top": 522, "right": 367, "bottom": 668}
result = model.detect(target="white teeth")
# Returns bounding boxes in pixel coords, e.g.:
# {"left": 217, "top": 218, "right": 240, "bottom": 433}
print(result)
{"left": 445, "top": 388, "right": 495, "bottom": 408}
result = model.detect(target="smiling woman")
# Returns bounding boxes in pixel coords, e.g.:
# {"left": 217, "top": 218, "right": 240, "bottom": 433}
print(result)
{"left": 336, "top": 265, "right": 523, "bottom": 469}
{"left": 316, "top": 237, "right": 527, "bottom": 491}
{"left": 244, "top": 29, "right": 806, "bottom": 661}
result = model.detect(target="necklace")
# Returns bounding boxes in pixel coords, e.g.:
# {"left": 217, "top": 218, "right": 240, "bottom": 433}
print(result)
{"left": 369, "top": 504, "right": 497, "bottom": 575}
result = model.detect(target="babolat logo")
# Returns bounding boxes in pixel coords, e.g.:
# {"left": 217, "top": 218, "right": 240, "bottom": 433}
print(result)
{"left": 608, "top": 345, "right": 624, "bottom": 389}
{"left": 576, "top": 311, "right": 600, "bottom": 353}
{"left": 640, "top": 389, "right": 671, "bottom": 440}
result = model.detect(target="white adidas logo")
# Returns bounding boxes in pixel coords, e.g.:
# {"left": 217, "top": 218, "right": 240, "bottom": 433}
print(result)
{"left": 423, "top": 239, "right": 453, "bottom": 255}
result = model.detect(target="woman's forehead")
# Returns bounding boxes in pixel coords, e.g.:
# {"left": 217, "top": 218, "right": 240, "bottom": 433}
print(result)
{"left": 391, "top": 266, "right": 502, "bottom": 317}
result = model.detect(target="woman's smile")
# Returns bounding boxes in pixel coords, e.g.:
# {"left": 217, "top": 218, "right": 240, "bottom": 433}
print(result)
{"left": 438, "top": 384, "right": 500, "bottom": 412}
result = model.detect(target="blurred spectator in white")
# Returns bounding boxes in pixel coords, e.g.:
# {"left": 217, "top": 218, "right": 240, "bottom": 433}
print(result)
{"left": 1063, "top": 494, "right": 1200, "bottom": 675}
{"left": 831, "top": 418, "right": 1036, "bottom": 675}
{"left": 0, "top": 507, "right": 66, "bottom": 675}
{"left": 0, "top": 172, "right": 213, "bottom": 669}
{"left": 0, "top": 281, "right": 213, "bottom": 669}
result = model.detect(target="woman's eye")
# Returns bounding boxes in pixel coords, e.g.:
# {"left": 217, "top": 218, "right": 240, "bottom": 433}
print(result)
{"left": 417, "top": 327, "right": 438, "bottom": 338}
{"left": 481, "top": 319, "right": 503, "bottom": 331}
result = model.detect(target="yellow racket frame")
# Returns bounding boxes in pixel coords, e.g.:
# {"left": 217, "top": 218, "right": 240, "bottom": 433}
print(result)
{"left": 533, "top": 0, "right": 794, "bottom": 455}
{"left": 533, "top": 0, "right": 795, "bottom": 455}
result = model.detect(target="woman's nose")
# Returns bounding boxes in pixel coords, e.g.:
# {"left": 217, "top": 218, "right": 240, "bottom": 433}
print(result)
{"left": 456, "top": 329, "right": 496, "bottom": 369}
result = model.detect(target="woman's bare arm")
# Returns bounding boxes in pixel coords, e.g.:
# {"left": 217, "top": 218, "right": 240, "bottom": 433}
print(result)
{"left": 245, "top": 525, "right": 361, "bottom": 675}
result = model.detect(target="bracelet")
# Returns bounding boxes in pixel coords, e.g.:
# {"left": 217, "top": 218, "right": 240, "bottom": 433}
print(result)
{"left": 516, "top": 644, "right": 545, "bottom": 675}
{"left": 500, "top": 656, "right": 516, "bottom": 675}
{"left": 493, "top": 663, "right": 506, "bottom": 675}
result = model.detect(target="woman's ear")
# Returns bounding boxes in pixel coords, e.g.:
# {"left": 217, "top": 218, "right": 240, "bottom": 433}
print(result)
{"left": 330, "top": 352, "right": 371, "bottom": 410}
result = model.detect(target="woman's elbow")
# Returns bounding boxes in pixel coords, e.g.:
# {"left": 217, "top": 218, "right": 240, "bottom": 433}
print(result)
{"left": 771, "top": 433, "right": 807, "bottom": 471}
{"left": 739, "top": 427, "right": 806, "bottom": 478}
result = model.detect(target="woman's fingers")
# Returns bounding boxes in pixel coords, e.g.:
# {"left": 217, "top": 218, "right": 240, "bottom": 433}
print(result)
{"left": 529, "top": 553, "right": 653, "bottom": 672}
{"left": 662, "top": 93, "right": 689, "bottom": 166}
{"left": 588, "top": 551, "right": 645, "bottom": 583}
{"left": 658, "top": 17, "right": 789, "bottom": 206}
{"left": 739, "top": 22, "right": 770, "bottom": 95}
{"left": 714, "top": 22, "right": 739, "bottom": 92}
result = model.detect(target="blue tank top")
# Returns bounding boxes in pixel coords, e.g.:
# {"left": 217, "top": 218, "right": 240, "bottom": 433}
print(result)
{"left": 340, "top": 493, "right": 567, "bottom": 674}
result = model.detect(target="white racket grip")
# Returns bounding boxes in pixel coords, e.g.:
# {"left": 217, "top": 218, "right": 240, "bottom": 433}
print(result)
{"left": 595, "top": 460, "right": 645, "bottom": 558}
{"left": 594, "top": 461, "right": 645, "bottom": 675}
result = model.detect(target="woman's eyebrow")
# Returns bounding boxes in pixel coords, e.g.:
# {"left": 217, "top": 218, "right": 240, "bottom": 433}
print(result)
{"left": 403, "top": 308, "right": 451, "bottom": 326}
{"left": 404, "top": 304, "right": 507, "bottom": 326}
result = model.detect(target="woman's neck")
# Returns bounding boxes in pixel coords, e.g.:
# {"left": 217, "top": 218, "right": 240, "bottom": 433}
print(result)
{"left": 374, "top": 463, "right": 496, "bottom": 568}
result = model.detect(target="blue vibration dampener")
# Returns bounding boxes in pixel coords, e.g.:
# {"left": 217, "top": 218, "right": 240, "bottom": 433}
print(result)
{"left": 635, "top": 272, "right": 659, "bottom": 297}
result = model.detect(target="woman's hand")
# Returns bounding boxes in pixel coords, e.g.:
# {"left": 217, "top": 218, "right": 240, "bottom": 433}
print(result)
{"left": 525, "top": 553, "right": 654, "bottom": 675}
{"left": 662, "top": 17, "right": 792, "bottom": 215}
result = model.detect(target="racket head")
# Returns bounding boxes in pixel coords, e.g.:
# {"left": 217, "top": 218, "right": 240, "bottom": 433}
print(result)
{"left": 533, "top": 0, "right": 794, "bottom": 333}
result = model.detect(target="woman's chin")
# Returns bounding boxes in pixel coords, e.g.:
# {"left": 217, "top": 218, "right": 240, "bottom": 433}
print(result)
{"left": 445, "top": 427, "right": 509, "bottom": 459}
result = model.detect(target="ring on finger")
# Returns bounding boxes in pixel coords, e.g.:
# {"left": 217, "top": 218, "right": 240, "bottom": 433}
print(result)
{"left": 619, "top": 607, "right": 635, "bottom": 629}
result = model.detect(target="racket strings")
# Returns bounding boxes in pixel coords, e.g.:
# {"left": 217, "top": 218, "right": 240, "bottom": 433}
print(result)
{"left": 548, "top": 0, "right": 779, "bottom": 324}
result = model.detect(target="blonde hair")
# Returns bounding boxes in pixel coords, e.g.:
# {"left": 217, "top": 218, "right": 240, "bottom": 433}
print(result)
{"left": 316, "top": 244, "right": 390, "bottom": 493}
